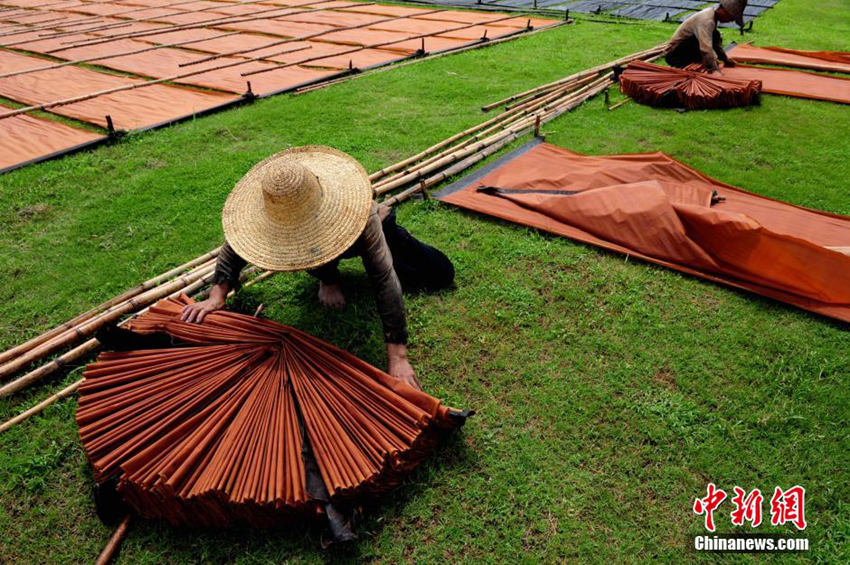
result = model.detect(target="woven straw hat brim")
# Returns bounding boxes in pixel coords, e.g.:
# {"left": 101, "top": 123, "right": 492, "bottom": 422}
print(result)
{"left": 222, "top": 146, "right": 373, "bottom": 272}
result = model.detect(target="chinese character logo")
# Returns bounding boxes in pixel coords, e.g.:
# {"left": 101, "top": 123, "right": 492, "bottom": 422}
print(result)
{"left": 770, "top": 486, "right": 807, "bottom": 530}
{"left": 693, "top": 483, "right": 727, "bottom": 532}
{"left": 730, "top": 487, "right": 763, "bottom": 528}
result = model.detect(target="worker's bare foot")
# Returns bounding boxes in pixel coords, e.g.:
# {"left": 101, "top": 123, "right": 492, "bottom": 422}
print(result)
{"left": 318, "top": 282, "right": 346, "bottom": 309}
{"left": 377, "top": 203, "right": 391, "bottom": 222}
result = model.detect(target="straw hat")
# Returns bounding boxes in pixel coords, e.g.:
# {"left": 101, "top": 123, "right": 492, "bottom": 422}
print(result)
{"left": 720, "top": 0, "right": 747, "bottom": 27}
{"left": 222, "top": 146, "right": 373, "bottom": 271}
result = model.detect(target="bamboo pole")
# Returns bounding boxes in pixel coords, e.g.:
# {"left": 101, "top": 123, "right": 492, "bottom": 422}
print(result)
{"left": 0, "top": 247, "right": 221, "bottom": 365}
{"left": 372, "top": 72, "right": 602, "bottom": 187}
{"left": 374, "top": 75, "right": 610, "bottom": 196}
{"left": 0, "top": 30, "right": 242, "bottom": 79}
{"left": 480, "top": 43, "right": 666, "bottom": 111}
{"left": 95, "top": 515, "right": 132, "bottom": 565}
{"left": 0, "top": 267, "right": 270, "bottom": 429}
{"left": 0, "top": 259, "right": 216, "bottom": 381}
{"left": 382, "top": 78, "right": 612, "bottom": 206}
{"left": 240, "top": 14, "right": 525, "bottom": 78}
{"left": 0, "top": 42, "right": 312, "bottom": 121}
{"left": 181, "top": 7, "right": 446, "bottom": 67}
{"left": 0, "top": 377, "right": 82, "bottom": 434}
{"left": 0, "top": 269, "right": 217, "bottom": 399}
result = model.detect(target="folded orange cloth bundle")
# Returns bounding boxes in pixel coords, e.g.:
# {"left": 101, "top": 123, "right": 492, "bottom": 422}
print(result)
{"left": 78, "top": 295, "right": 468, "bottom": 528}
{"left": 619, "top": 61, "right": 761, "bottom": 109}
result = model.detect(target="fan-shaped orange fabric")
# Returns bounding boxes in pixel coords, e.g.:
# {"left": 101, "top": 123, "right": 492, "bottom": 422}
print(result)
{"left": 619, "top": 61, "right": 762, "bottom": 109}
{"left": 77, "top": 295, "right": 467, "bottom": 528}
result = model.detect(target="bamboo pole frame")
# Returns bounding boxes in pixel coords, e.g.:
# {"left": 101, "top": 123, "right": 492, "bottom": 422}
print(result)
{"left": 0, "top": 30, "right": 242, "bottom": 79}
{"left": 371, "top": 72, "right": 600, "bottom": 186}
{"left": 39, "top": 0, "right": 357, "bottom": 51}
{"left": 240, "top": 14, "right": 526, "bottom": 78}
{"left": 374, "top": 75, "right": 611, "bottom": 196}
{"left": 31, "top": 0, "right": 260, "bottom": 38}
{"left": 382, "top": 78, "right": 613, "bottom": 207}
{"left": 289, "top": 21, "right": 562, "bottom": 99}
{"left": 0, "top": 0, "right": 205, "bottom": 39}
{"left": 31, "top": 0, "right": 296, "bottom": 41}
{"left": 0, "top": 246, "right": 221, "bottom": 365}
{"left": 180, "top": 7, "right": 447, "bottom": 67}
{"left": 0, "top": 267, "right": 270, "bottom": 432}
{"left": 0, "top": 42, "right": 312, "bottom": 121}
{"left": 0, "top": 259, "right": 217, "bottom": 382}
{"left": 480, "top": 43, "right": 666, "bottom": 111}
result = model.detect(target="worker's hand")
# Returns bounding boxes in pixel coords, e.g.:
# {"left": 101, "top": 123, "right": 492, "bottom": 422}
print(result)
{"left": 386, "top": 343, "right": 421, "bottom": 391}
{"left": 724, "top": 59, "right": 737, "bottom": 68}
{"left": 180, "top": 296, "right": 224, "bottom": 324}
{"left": 318, "top": 282, "right": 346, "bottom": 309}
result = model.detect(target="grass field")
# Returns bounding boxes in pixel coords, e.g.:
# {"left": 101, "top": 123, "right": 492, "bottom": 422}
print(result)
{"left": 1, "top": 0, "right": 849, "bottom": 563}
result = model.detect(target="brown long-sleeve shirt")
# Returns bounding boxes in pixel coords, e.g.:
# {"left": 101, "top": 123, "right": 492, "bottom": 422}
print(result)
{"left": 213, "top": 203, "right": 408, "bottom": 344}
{"left": 665, "top": 6, "right": 728, "bottom": 71}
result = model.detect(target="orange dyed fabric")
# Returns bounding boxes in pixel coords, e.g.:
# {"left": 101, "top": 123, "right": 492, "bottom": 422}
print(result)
{"left": 728, "top": 45, "right": 850, "bottom": 74}
{"left": 77, "top": 295, "right": 466, "bottom": 528}
{"left": 720, "top": 65, "right": 850, "bottom": 105}
{"left": 437, "top": 142, "right": 850, "bottom": 323}
{"left": 0, "top": 104, "right": 103, "bottom": 170}
{"left": 0, "top": 1, "right": 556, "bottom": 172}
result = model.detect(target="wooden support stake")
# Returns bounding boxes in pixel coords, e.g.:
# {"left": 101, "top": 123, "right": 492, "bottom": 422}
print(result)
{"left": 95, "top": 515, "right": 132, "bottom": 565}
{"left": 608, "top": 97, "right": 631, "bottom": 111}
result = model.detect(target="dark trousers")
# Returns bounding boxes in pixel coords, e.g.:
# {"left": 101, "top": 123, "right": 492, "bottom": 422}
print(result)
{"left": 665, "top": 30, "right": 723, "bottom": 68}
{"left": 308, "top": 209, "right": 455, "bottom": 293}
{"left": 381, "top": 209, "right": 455, "bottom": 292}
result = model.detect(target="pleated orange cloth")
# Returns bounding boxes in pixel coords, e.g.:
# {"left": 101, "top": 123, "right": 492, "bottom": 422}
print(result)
{"left": 728, "top": 45, "right": 850, "bottom": 74}
{"left": 436, "top": 141, "right": 850, "bottom": 323}
{"left": 77, "top": 295, "right": 468, "bottom": 528}
{"left": 619, "top": 61, "right": 762, "bottom": 109}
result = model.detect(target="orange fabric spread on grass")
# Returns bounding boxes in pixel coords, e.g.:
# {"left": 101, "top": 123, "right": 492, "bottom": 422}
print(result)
{"left": 0, "top": 51, "right": 235, "bottom": 129}
{"left": 0, "top": 103, "right": 103, "bottom": 169}
{"left": 438, "top": 143, "right": 850, "bottom": 322}
{"left": 0, "top": 2, "right": 556, "bottom": 173}
{"left": 77, "top": 295, "right": 464, "bottom": 528}
{"left": 720, "top": 65, "right": 850, "bottom": 104}
{"left": 729, "top": 44, "right": 850, "bottom": 74}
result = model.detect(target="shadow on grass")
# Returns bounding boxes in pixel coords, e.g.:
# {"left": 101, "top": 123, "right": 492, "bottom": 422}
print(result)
{"left": 122, "top": 430, "right": 475, "bottom": 564}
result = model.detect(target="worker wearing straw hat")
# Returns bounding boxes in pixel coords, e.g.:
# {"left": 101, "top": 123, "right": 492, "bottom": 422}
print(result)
{"left": 181, "top": 146, "right": 454, "bottom": 391}
{"left": 664, "top": 1, "right": 747, "bottom": 73}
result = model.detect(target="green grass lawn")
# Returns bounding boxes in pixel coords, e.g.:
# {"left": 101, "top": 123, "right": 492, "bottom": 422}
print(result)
{"left": 1, "top": 1, "right": 849, "bottom": 563}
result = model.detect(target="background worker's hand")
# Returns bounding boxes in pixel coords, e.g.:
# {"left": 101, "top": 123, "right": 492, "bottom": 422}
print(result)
{"left": 386, "top": 343, "right": 422, "bottom": 391}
